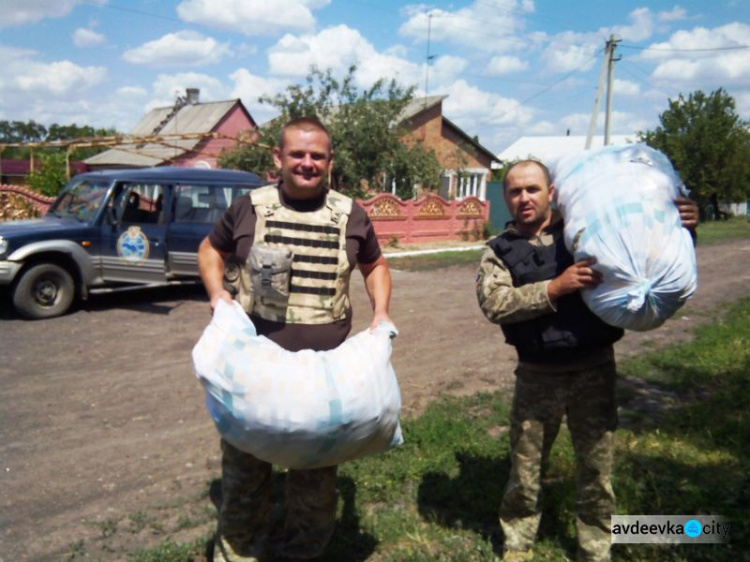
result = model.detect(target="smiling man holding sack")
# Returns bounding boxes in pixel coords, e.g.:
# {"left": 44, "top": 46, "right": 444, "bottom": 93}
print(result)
{"left": 197, "top": 117, "right": 392, "bottom": 562}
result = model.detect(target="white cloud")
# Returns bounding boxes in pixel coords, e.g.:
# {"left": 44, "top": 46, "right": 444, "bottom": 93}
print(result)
{"left": 176, "top": 0, "right": 329, "bottom": 36}
{"left": 268, "top": 25, "right": 423, "bottom": 89}
{"left": 148, "top": 73, "right": 228, "bottom": 110}
{"left": 526, "top": 120, "right": 561, "bottom": 135}
{"left": 268, "top": 25, "right": 368, "bottom": 76}
{"left": 399, "top": 0, "right": 533, "bottom": 52}
{"left": 73, "top": 28, "right": 105, "bottom": 47}
{"left": 539, "top": 34, "right": 599, "bottom": 74}
{"left": 385, "top": 45, "right": 409, "bottom": 59}
{"left": 643, "top": 22, "right": 750, "bottom": 56}
{"left": 122, "top": 31, "right": 231, "bottom": 67}
{"left": 559, "top": 110, "right": 648, "bottom": 137}
{"left": 442, "top": 79, "right": 533, "bottom": 128}
{"left": 537, "top": 8, "right": 665, "bottom": 76}
{"left": 642, "top": 23, "right": 750, "bottom": 86}
{"left": 611, "top": 7, "right": 655, "bottom": 42}
{"left": 658, "top": 6, "right": 688, "bottom": 22}
{"left": 429, "top": 56, "right": 468, "bottom": 86}
{"left": 114, "top": 86, "right": 148, "bottom": 98}
{"left": 235, "top": 43, "right": 259, "bottom": 58}
{"left": 0, "top": 45, "right": 109, "bottom": 126}
{"left": 0, "top": 0, "right": 104, "bottom": 28}
{"left": 229, "top": 69, "right": 291, "bottom": 124}
{"left": 613, "top": 79, "right": 641, "bottom": 96}
{"left": 485, "top": 55, "right": 529, "bottom": 75}
{"left": 15, "top": 61, "right": 106, "bottom": 94}
{"left": 0, "top": 46, "right": 106, "bottom": 97}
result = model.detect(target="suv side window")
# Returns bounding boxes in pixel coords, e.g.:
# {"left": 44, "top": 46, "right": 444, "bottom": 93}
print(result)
{"left": 115, "top": 182, "right": 165, "bottom": 224}
{"left": 173, "top": 184, "right": 231, "bottom": 224}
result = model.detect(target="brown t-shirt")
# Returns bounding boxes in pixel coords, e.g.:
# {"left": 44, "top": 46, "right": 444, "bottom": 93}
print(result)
{"left": 208, "top": 185, "right": 382, "bottom": 352}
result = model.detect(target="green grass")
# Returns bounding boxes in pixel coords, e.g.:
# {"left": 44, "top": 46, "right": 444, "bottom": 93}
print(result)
{"left": 386, "top": 249, "right": 484, "bottom": 271}
{"left": 124, "top": 299, "right": 750, "bottom": 561}
{"left": 612, "top": 298, "right": 750, "bottom": 561}
{"left": 696, "top": 216, "right": 750, "bottom": 245}
{"left": 128, "top": 537, "right": 209, "bottom": 562}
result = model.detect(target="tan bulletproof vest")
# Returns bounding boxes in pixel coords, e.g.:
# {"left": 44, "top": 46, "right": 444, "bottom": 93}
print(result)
{"left": 235, "top": 185, "right": 353, "bottom": 324}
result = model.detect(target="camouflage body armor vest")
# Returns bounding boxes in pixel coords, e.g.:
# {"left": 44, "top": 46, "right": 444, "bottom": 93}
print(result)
{"left": 233, "top": 185, "right": 353, "bottom": 325}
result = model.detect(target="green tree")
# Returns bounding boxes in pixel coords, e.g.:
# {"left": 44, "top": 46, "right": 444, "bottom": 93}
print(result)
{"left": 386, "top": 142, "right": 443, "bottom": 199}
{"left": 28, "top": 152, "right": 68, "bottom": 196}
{"left": 219, "top": 65, "right": 443, "bottom": 198}
{"left": 46, "top": 123, "right": 120, "bottom": 159}
{"left": 0, "top": 120, "right": 48, "bottom": 158}
{"left": 0, "top": 120, "right": 119, "bottom": 160}
{"left": 638, "top": 88, "right": 750, "bottom": 216}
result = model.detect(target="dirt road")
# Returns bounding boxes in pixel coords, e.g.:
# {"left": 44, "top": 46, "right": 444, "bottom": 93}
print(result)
{"left": 1, "top": 238, "right": 749, "bottom": 560}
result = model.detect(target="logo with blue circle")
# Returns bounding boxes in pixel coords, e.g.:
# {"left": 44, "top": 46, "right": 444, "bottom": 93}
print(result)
{"left": 684, "top": 519, "right": 702, "bottom": 538}
{"left": 117, "top": 226, "right": 150, "bottom": 264}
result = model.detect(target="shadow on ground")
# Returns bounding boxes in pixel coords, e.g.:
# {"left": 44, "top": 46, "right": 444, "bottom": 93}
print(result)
{"left": 417, "top": 452, "right": 508, "bottom": 554}
{"left": 0, "top": 282, "right": 207, "bottom": 320}
{"left": 207, "top": 474, "right": 377, "bottom": 562}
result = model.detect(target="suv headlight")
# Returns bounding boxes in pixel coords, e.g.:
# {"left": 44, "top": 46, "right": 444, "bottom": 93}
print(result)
{"left": 0, "top": 237, "right": 8, "bottom": 259}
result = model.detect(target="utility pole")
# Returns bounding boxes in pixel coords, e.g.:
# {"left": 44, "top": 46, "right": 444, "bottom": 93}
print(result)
{"left": 585, "top": 35, "right": 620, "bottom": 149}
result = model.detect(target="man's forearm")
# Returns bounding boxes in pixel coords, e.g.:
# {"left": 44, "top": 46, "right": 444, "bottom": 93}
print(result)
{"left": 360, "top": 256, "right": 392, "bottom": 325}
{"left": 197, "top": 237, "right": 228, "bottom": 300}
{"left": 477, "top": 248, "right": 554, "bottom": 324}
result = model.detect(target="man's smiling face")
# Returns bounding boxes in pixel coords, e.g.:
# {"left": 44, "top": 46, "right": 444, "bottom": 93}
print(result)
{"left": 274, "top": 127, "right": 333, "bottom": 200}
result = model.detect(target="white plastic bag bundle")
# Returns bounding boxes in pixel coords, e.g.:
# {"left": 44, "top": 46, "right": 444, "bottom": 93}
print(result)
{"left": 192, "top": 300, "right": 403, "bottom": 469}
{"left": 551, "top": 144, "right": 697, "bottom": 331}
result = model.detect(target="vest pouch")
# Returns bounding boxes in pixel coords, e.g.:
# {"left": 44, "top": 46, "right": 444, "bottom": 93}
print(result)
{"left": 249, "top": 244, "right": 294, "bottom": 305}
{"left": 224, "top": 255, "right": 254, "bottom": 314}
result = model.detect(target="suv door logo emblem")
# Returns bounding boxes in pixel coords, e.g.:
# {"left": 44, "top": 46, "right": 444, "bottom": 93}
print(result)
{"left": 117, "top": 226, "right": 150, "bottom": 264}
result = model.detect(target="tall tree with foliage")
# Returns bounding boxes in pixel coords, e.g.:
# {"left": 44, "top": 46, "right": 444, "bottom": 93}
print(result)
{"left": 0, "top": 120, "right": 119, "bottom": 160}
{"left": 27, "top": 153, "right": 69, "bottom": 197}
{"left": 639, "top": 89, "right": 750, "bottom": 216}
{"left": 219, "top": 65, "right": 442, "bottom": 198}
{"left": 1, "top": 120, "right": 120, "bottom": 195}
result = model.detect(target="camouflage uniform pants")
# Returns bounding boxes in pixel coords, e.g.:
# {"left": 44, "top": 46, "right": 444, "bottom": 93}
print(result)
{"left": 215, "top": 439, "right": 338, "bottom": 561}
{"left": 500, "top": 358, "right": 617, "bottom": 562}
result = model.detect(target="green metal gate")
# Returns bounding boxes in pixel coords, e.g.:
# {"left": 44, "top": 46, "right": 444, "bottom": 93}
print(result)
{"left": 485, "top": 181, "right": 511, "bottom": 234}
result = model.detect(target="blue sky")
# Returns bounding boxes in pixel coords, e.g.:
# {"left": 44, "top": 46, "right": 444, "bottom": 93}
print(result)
{"left": 1, "top": 0, "right": 748, "bottom": 154}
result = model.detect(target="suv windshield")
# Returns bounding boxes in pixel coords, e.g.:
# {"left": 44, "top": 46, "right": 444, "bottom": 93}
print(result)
{"left": 48, "top": 179, "right": 110, "bottom": 223}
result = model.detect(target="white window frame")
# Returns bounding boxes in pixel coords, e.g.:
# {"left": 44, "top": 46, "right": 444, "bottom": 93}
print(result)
{"left": 442, "top": 168, "right": 488, "bottom": 201}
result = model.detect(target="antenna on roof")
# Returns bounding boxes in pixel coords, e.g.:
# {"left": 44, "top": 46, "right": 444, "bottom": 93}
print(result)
{"left": 423, "top": 13, "right": 436, "bottom": 105}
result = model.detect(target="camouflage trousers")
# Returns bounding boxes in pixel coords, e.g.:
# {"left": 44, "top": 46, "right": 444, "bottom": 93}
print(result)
{"left": 500, "top": 357, "right": 617, "bottom": 562}
{"left": 215, "top": 439, "right": 339, "bottom": 561}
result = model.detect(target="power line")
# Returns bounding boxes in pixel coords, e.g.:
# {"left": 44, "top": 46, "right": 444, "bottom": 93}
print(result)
{"left": 490, "top": 48, "right": 604, "bottom": 123}
{"left": 618, "top": 66, "right": 653, "bottom": 91}
{"left": 620, "top": 43, "right": 750, "bottom": 52}
{"left": 81, "top": 0, "right": 184, "bottom": 24}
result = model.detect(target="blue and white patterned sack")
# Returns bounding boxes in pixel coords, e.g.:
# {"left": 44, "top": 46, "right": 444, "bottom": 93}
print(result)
{"left": 551, "top": 144, "right": 698, "bottom": 331}
{"left": 192, "top": 300, "right": 403, "bottom": 469}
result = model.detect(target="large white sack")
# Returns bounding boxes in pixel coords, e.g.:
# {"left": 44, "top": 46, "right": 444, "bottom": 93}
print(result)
{"left": 192, "top": 300, "right": 403, "bottom": 469}
{"left": 551, "top": 144, "right": 697, "bottom": 331}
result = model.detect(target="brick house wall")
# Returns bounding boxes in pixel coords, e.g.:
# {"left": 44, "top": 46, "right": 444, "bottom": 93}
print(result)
{"left": 398, "top": 99, "right": 494, "bottom": 201}
{"left": 172, "top": 103, "right": 256, "bottom": 169}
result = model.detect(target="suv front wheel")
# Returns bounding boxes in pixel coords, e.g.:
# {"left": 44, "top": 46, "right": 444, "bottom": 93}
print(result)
{"left": 12, "top": 263, "right": 76, "bottom": 319}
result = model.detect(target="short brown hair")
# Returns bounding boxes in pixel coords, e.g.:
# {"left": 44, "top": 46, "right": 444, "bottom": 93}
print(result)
{"left": 277, "top": 117, "right": 331, "bottom": 151}
{"left": 503, "top": 159, "right": 551, "bottom": 190}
